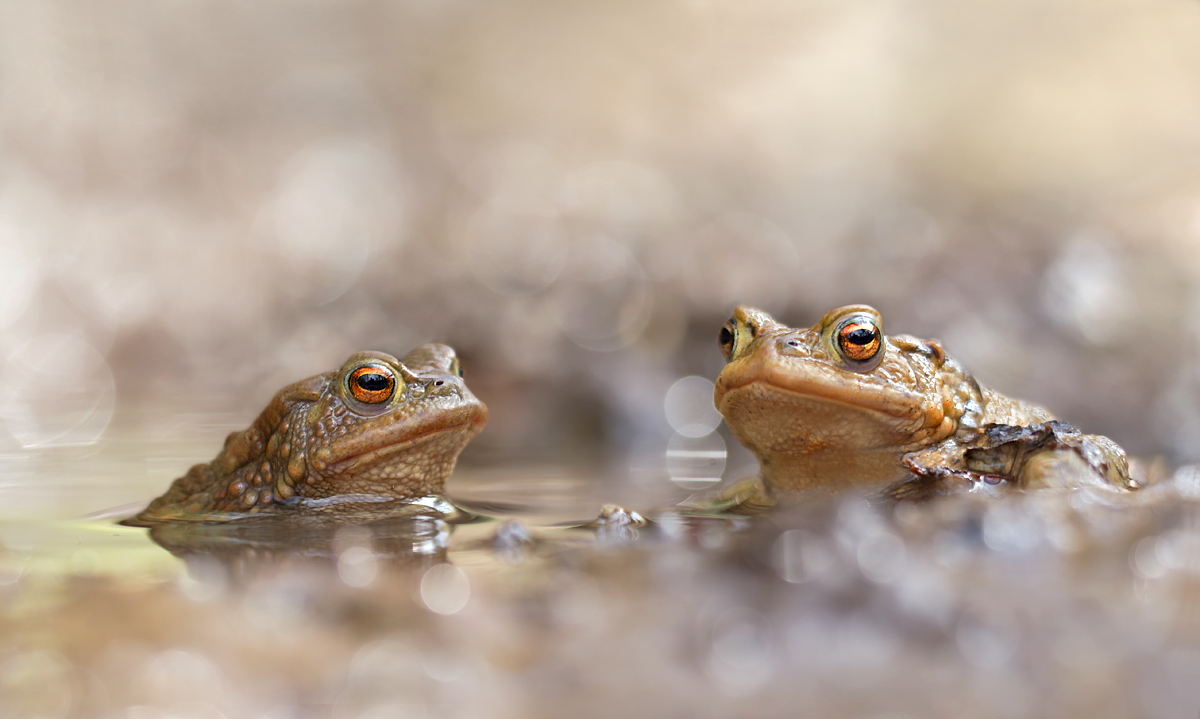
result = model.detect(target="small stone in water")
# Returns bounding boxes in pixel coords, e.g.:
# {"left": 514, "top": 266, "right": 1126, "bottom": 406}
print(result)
{"left": 493, "top": 520, "right": 533, "bottom": 549}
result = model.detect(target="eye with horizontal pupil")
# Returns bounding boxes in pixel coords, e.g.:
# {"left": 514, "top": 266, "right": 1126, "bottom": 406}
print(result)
{"left": 837, "top": 320, "right": 881, "bottom": 362}
{"left": 349, "top": 366, "right": 395, "bottom": 404}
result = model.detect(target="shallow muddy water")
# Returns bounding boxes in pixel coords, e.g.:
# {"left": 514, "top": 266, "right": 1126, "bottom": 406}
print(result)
{"left": 2, "top": 424, "right": 1200, "bottom": 719}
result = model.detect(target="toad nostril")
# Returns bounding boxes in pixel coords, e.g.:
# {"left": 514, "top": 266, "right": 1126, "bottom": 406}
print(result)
{"left": 434, "top": 380, "right": 445, "bottom": 387}
{"left": 787, "top": 340, "right": 800, "bottom": 348}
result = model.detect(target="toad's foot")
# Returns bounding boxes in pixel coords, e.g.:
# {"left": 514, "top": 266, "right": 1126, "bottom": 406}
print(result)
{"left": 678, "top": 478, "right": 777, "bottom": 516}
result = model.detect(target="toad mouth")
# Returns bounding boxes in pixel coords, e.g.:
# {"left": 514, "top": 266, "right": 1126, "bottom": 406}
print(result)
{"left": 718, "top": 374, "right": 923, "bottom": 421}
{"left": 326, "top": 414, "right": 485, "bottom": 473}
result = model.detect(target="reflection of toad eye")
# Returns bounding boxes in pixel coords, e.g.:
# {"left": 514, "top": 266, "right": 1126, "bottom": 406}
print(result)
{"left": 837, "top": 319, "right": 882, "bottom": 363}
{"left": 719, "top": 320, "right": 736, "bottom": 362}
{"left": 348, "top": 365, "right": 396, "bottom": 404}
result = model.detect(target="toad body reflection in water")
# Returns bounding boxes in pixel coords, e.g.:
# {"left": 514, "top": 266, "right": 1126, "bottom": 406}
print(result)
{"left": 715, "top": 305, "right": 1138, "bottom": 499}
{"left": 129, "top": 344, "right": 486, "bottom": 524}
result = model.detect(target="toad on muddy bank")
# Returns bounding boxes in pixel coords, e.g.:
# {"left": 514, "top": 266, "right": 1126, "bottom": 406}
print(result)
{"left": 128, "top": 344, "right": 486, "bottom": 524}
{"left": 715, "top": 305, "right": 1137, "bottom": 499}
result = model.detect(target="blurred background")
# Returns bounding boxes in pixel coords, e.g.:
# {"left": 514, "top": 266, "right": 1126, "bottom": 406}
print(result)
{"left": 3, "top": 0, "right": 1200, "bottom": 512}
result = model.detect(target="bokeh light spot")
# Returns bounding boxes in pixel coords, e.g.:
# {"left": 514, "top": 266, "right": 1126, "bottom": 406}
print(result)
{"left": 773, "top": 529, "right": 834, "bottom": 584}
{"left": 420, "top": 563, "right": 470, "bottom": 615}
{"left": 856, "top": 530, "right": 907, "bottom": 584}
{"left": 664, "top": 375, "right": 722, "bottom": 438}
{"left": 338, "top": 546, "right": 379, "bottom": 588}
{"left": 666, "top": 432, "right": 726, "bottom": 489}
{"left": 0, "top": 334, "right": 115, "bottom": 447}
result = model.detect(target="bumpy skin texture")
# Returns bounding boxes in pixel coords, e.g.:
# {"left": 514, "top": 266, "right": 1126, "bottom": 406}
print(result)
{"left": 714, "top": 306, "right": 1135, "bottom": 498}
{"left": 131, "top": 344, "right": 486, "bottom": 524}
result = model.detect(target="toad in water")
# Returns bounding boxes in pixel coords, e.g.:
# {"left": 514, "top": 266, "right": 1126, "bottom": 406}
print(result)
{"left": 131, "top": 344, "right": 486, "bottom": 523}
{"left": 714, "top": 305, "right": 1136, "bottom": 498}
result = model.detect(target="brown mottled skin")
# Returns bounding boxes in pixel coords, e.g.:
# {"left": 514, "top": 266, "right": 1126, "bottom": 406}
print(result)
{"left": 131, "top": 344, "right": 486, "bottom": 524}
{"left": 714, "top": 306, "right": 1136, "bottom": 498}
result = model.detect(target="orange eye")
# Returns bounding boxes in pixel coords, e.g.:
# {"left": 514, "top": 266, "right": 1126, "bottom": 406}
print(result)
{"left": 837, "top": 319, "right": 881, "bottom": 363}
{"left": 348, "top": 365, "right": 395, "bottom": 404}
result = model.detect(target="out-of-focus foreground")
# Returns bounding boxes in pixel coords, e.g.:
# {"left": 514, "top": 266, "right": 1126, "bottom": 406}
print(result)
{"left": 3, "top": 1, "right": 1200, "bottom": 717}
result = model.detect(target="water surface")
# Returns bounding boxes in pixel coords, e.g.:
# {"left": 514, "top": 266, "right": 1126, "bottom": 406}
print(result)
{"left": 2, "top": 426, "right": 1199, "bottom": 719}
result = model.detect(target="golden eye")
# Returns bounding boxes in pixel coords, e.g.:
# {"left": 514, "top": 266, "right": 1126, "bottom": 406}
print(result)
{"left": 450, "top": 357, "right": 463, "bottom": 379}
{"left": 837, "top": 319, "right": 881, "bottom": 363}
{"left": 719, "top": 319, "right": 737, "bottom": 362}
{"left": 348, "top": 365, "right": 396, "bottom": 404}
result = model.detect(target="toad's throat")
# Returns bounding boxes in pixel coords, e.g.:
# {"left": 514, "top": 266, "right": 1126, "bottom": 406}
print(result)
{"left": 719, "top": 371, "right": 924, "bottom": 421}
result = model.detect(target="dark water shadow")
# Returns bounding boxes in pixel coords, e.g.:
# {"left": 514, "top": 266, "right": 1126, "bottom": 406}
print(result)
{"left": 139, "top": 509, "right": 458, "bottom": 587}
